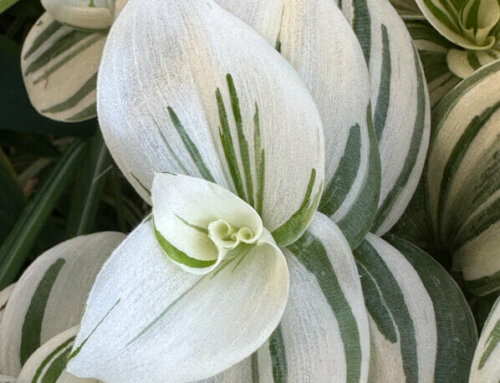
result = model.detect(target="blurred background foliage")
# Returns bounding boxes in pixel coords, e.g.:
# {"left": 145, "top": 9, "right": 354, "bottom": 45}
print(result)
{"left": 0, "top": 0, "right": 147, "bottom": 287}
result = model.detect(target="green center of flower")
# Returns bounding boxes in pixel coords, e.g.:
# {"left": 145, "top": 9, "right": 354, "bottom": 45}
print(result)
{"left": 207, "top": 219, "right": 258, "bottom": 250}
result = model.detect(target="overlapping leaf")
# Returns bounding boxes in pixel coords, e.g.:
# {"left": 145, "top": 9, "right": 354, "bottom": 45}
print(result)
{"left": 354, "top": 234, "right": 477, "bottom": 382}
{"left": 67, "top": 218, "right": 289, "bottom": 383}
{"left": 97, "top": 0, "right": 325, "bottom": 247}
{"left": 340, "top": 0, "right": 431, "bottom": 235}
{"left": 0, "top": 232, "right": 124, "bottom": 375}
{"left": 16, "top": 326, "right": 100, "bottom": 383}
{"left": 215, "top": 0, "right": 380, "bottom": 248}
{"left": 428, "top": 60, "right": 500, "bottom": 296}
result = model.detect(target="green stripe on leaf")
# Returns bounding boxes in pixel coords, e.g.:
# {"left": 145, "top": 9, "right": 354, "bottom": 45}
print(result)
{"left": 272, "top": 169, "right": 322, "bottom": 247}
{"left": 21, "top": 258, "right": 66, "bottom": 366}
{"left": 154, "top": 227, "right": 216, "bottom": 269}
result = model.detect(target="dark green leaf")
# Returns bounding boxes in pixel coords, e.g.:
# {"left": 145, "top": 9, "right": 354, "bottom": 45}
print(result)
{"left": 0, "top": 146, "right": 24, "bottom": 244}
{"left": 65, "top": 131, "right": 111, "bottom": 238}
{"left": 0, "top": 139, "right": 86, "bottom": 289}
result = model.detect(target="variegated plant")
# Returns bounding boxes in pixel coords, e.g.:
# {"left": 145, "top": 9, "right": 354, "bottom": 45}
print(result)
{"left": 354, "top": 234, "right": 477, "bottom": 382}
{"left": 428, "top": 60, "right": 500, "bottom": 296}
{"left": 3, "top": 0, "right": 487, "bottom": 381}
{"left": 0, "top": 232, "right": 125, "bottom": 376}
{"left": 413, "top": 0, "right": 500, "bottom": 78}
{"left": 339, "top": 0, "right": 432, "bottom": 236}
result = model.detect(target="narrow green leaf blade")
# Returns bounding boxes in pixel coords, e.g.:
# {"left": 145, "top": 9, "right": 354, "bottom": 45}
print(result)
{"left": 65, "top": 131, "right": 111, "bottom": 238}
{"left": 0, "top": 139, "right": 86, "bottom": 290}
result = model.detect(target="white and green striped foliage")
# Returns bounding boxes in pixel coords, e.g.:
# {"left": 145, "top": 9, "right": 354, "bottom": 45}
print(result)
{"left": 214, "top": 0, "right": 381, "bottom": 249}
{"left": 41, "top": 0, "right": 114, "bottom": 30}
{"left": 470, "top": 295, "right": 500, "bottom": 382}
{"left": 0, "top": 232, "right": 125, "bottom": 376}
{"left": 196, "top": 212, "right": 370, "bottom": 383}
{"left": 447, "top": 47, "right": 500, "bottom": 78}
{"left": 406, "top": 20, "right": 461, "bottom": 107}
{"left": 0, "top": 284, "right": 14, "bottom": 326}
{"left": 413, "top": 0, "right": 500, "bottom": 51}
{"left": 411, "top": 0, "right": 500, "bottom": 79}
{"left": 340, "top": 0, "right": 432, "bottom": 236}
{"left": 21, "top": 12, "right": 106, "bottom": 122}
{"left": 97, "top": 0, "right": 325, "bottom": 247}
{"left": 428, "top": 60, "right": 500, "bottom": 296}
{"left": 21, "top": 0, "right": 129, "bottom": 123}
{"left": 354, "top": 234, "right": 477, "bottom": 382}
{"left": 17, "top": 326, "right": 100, "bottom": 383}
{"left": 67, "top": 192, "right": 370, "bottom": 383}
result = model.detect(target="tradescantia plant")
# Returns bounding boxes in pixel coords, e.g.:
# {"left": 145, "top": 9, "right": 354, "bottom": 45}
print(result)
{"left": 427, "top": 60, "right": 500, "bottom": 296}
{"left": 413, "top": 0, "right": 500, "bottom": 78}
{"left": 0, "top": 0, "right": 492, "bottom": 382}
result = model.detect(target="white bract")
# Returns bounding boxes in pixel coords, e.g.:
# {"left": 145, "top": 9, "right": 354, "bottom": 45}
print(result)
{"left": 67, "top": 173, "right": 290, "bottom": 382}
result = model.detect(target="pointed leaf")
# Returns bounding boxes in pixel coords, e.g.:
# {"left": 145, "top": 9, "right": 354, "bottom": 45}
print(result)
{"left": 21, "top": 12, "right": 106, "bottom": 122}
{"left": 0, "top": 232, "right": 125, "bottom": 376}
{"left": 428, "top": 60, "right": 500, "bottom": 296}
{"left": 97, "top": 0, "right": 325, "bottom": 246}
{"left": 67, "top": 219, "right": 289, "bottom": 383}
{"left": 0, "top": 139, "right": 87, "bottom": 290}
{"left": 216, "top": 0, "right": 381, "bottom": 248}
{"left": 340, "top": 0, "right": 431, "bottom": 235}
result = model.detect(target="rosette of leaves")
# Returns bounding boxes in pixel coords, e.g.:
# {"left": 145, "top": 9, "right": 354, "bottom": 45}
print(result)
{"left": 0, "top": 0, "right": 479, "bottom": 382}
{"left": 414, "top": 0, "right": 500, "bottom": 78}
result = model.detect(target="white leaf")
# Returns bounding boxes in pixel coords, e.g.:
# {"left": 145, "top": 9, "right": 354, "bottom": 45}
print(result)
{"left": 355, "top": 235, "right": 437, "bottom": 382}
{"left": 197, "top": 213, "right": 370, "bottom": 383}
{"left": 97, "top": 0, "right": 325, "bottom": 246}
{"left": 0, "top": 232, "right": 124, "bottom": 376}
{"left": 67, "top": 219, "right": 289, "bottom": 383}
{"left": 428, "top": 60, "right": 500, "bottom": 296}
{"left": 215, "top": 0, "right": 380, "bottom": 248}
{"left": 341, "top": 0, "right": 431, "bottom": 235}
{"left": 152, "top": 173, "right": 263, "bottom": 274}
